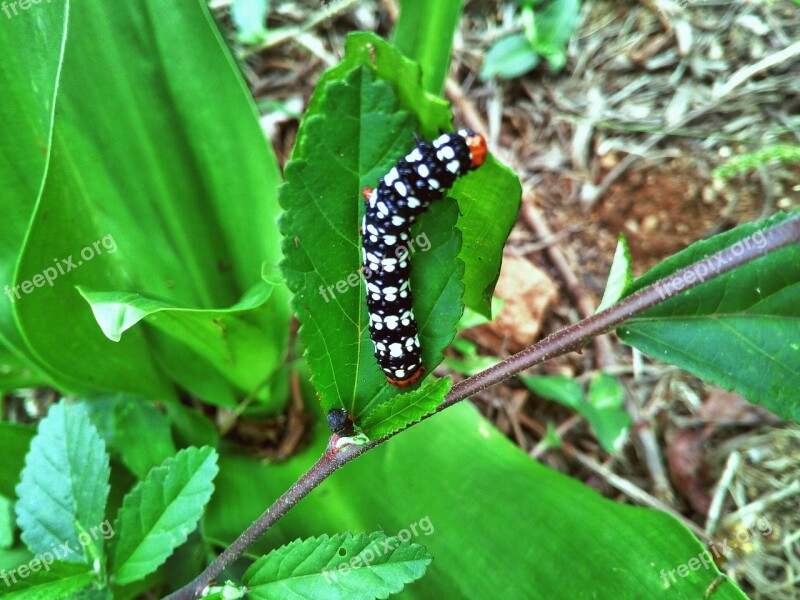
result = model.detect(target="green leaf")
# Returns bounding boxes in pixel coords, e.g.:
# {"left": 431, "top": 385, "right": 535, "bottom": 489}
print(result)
{"left": 0, "top": 0, "right": 67, "bottom": 390}
{"left": 451, "top": 157, "right": 521, "bottom": 318}
{"left": 77, "top": 280, "right": 279, "bottom": 406}
{"left": 0, "top": 495, "right": 13, "bottom": 549}
{"left": 480, "top": 32, "right": 541, "bottom": 80}
{"left": 207, "top": 403, "right": 747, "bottom": 599}
{"left": 360, "top": 377, "right": 451, "bottom": 438}
{"left": 597, "top": 233, "right": 633, "bottom": 312}
{"left": 586, "top": 372, "right": 631, "bottom": 453}
{"left": 443, "top": 338, "right": 500, "bottom": 376}
{"left": 110, "top": 446, "right": 218, "bottom": 585}
{"left": 619, "top": 211, "right": 800, "bottom": 420}
{"left": 231, "top": 0, "right": 269, "bottom": 44}
{"left": 112, "top": 401, "right": 177, "bottom": 480}
{"left": 0, "top": 422, "right": 34, "bottom": 499}
{"left": 457, "top": 297, "right": 504, "bottom": 329}
{"left": 0, "top": 561, "right": 95, "bottom": 600}
{"left": 279, "top": 65, "right": 464, "bottom": 420}
{"left": 393, "top": 0, "right": 464, "bottom": 96}
{"left": 243, "top": 533, "right": 431, "bottom": 600}
{"left": 15, "top": 401, "right": 110, "bottom": 563}
{"left": 520, "top": 375, "right": 583, "bottom": 410}
{"left": 530, "top": 0, "right": 581, "bottom": 72}
{"left": 2, "top": 0, "right": 289, "bottom": 403}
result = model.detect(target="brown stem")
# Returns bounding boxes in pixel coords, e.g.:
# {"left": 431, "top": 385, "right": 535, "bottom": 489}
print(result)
{"left": 165, "top": 214, "right": 799, "bottom": 599}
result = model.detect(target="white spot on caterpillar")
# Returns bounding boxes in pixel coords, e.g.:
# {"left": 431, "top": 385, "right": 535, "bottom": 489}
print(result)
{"left": 370, "top": 313, "right": 383, "bottom": 322}
{"left": 367, "top": 283, "right": 380, "bottom": 293}
{"left": 385, "top": 167, "right": 399, "bottom": 185}
{"left": 371, "top": 293, "right": 380, "bottom": 301}
{"left": 367, "top": 224, "right": 378, "bottom": 235}
{"left": 428, "top": 179, "right": 440, "bottom": 190}
{"left": 433, "top": 134, "right": 449, "bottom": 148}
{"left": 377, "top": 201, "right": 389, "bottom": 215}
{"left": 366, "top": 252, "right": 379, "bottom": 264}
{"left": 399, "top": 232, "right": 409, "bottom": 241}
{"left": 417, "top": 164, "right": 429, "bottom": 177}
{"left": 446, "top": 160, "right": 460, "bottom": 173}
{"left": 407, "top": 197, "right": 420, "bottom": 209}
{"left": 437, "top": 145, "right": 455, "bottom": 161}
{"left": 389, "top": 343, "right": 403, "bottom": 357}
{"left": 401, "top": 319, "right": 410, "bottom": 326}
{"left": 406, "top": 148, "right": 423, "bottom": 162}
{"left": 370, "top": 235, "right": 378, "bottom": 243}
{"left": 394, "top": 369, "right": 406, "bottom": 378}
{"left": 385, "top": 316, "right": 399, "bottom": 330}
{"left": 392, "top": 215, "right": 405, "bottom": 227}
{"left": 394, "top": 181, "right": 407, "bottom": 197}
{"left": 383, "top": 234, "right": 397, "bottom": 245}
{"left": 376, "top": 342, "right": 386, "bottom": 351}
{"left": 368, "top": 190, "right": 377, "bottom": 207}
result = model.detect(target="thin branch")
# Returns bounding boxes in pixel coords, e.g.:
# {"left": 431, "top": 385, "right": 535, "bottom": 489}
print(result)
{"left": 166, "top": 214, "right": 799, "bottom": 599}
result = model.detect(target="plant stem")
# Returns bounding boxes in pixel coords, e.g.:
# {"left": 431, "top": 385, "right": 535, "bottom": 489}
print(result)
{"left": 166, "top": 214, "right": 800, "bottom": 599}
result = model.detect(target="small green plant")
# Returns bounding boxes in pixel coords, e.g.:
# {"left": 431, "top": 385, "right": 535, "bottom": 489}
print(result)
{"left": 481, "top": 0, "right": 581, "bottom": 80}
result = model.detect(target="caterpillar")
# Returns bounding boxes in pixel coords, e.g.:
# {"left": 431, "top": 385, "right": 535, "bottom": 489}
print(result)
{"left": 361, "top": 128, "right": 488, "bottom": 387}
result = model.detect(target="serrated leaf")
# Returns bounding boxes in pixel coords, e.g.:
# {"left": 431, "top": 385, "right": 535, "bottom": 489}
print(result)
{"left": 110, "top": 446, "right": 218, "bottom": 585}
{"left": 0, "top": 561, "right": 94, "bottom": 600}
{"left": 15, "top": 401, "right": 110, "bottom": 563}
{"left": 243, "top": 532, "right": 431, "bottom": 600}
{"left": 597, "top": 233, "right": 633, "bottom": 312}
{"left": 360, "top": 377, "right": 452, "bottom": 438}
{"left": 480, "top": 33, "right": 541, "bottom": 80}
{"left": 618, "top": 211, "right": 800, "bottom": 420}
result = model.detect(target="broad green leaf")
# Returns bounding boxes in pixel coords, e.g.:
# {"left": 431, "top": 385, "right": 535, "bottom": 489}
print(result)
{"left": 520, "top": 375, "right": 583, "bottom": 410}
{"left": 443, "top": 338, "right": 500, "bottom": 377}
{"left": 206, "top": 402, "right": 746, "bottom": 599}
{"left": 0, "top": 422, "right": 34, "bottom": 499}
{"left": 0, "top": 495, "right": 13, "bottom": 549}
{"left": 165, "top": 401, "right": 220, "bottom": 449}
{"left": 0, "top": 561, "right": 94, "bottom": 600}
{"left": 597, "top": 233, "right": 633, "bottom": 312}
{"left": 112, "top": 401, "right": 176, "bottom": 480}
{"left": 243, "top": 533, "right": 431, "bottom": 599}
{"left": 5, "top": 0, "right": 289, "bottom": 404}
{"left": 457, "top": 297, "right": 504, "bottom": 330}
{"left": 480, "top": 32, "right": 541, "bottom": 80}
{"left": 0, "top": 0, "right": 67, "bottom": 389}
{"left": 619, "top": 211, "right": 800, "bottom": 420}
{"left": 15, "top": 401, "right": 110, "bottom": 563}
{"left": 393, "top": 0, "right": 464, "bottom": 96}
{"left": 279, "top": 65, "right": 464, "bottom": 419}
{"left": 110, "top": 446, "right": 218, "bottom": 585}
{"left": 360, "top": 377, "right": 451, "bottom": 438}
{"left": 231, "top": 0, "right": 269, "bottom": 44}
{"left": 77, "top": 280, "right": 279, "bottom": 406}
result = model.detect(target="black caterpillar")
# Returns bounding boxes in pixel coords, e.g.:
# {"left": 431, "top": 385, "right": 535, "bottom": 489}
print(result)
{"left": 361, "top": 129, "right": 488, "bottom": 387}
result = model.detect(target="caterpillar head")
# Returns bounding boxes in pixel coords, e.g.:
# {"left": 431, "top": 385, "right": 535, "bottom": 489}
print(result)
{"left": 457, "top": 128, "right": 488, "bottom": 169}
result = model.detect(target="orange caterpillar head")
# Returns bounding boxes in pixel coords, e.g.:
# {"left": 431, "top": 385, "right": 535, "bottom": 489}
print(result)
{"left": 386, "top": 366, "right": 425, "bottom": 388}
{"left": 458, "top": 129, "right": 488, "bottom": 169}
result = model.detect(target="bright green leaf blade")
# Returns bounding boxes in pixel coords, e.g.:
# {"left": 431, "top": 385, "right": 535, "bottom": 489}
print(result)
{"left": 0, "top": 422, "right": 34, "bottom": 499}
{"left": 480, "top": 32, "right": 541, "bottom": 80}
{"left": 360, "top": 377, "right": 451, "bottom": 438}
{"left": 0, "top": 561, "right": 94, "bottom": 600}
{"left": 519, "top": 375, "right": 584, "bottom": 410}
{"left": 231, "top": 0, "right": 269, "bottom": 44}
{"left": 243, "top": 533, "right": 431, "bottom": 599}
{"left": 207, "top": 403, "right": 747, "bottom": 599}
{"left": 451, "top": 156, "right": 521, "bottom": 317}
{"left": 9, "top": 0, "right": 289, "bottom": 401}
{"left": 111, "top": 400, "right": 177, "bottom": 480}
{"left": 0, "top": 0, "right": 67, "bottom": 385}
{"left": 393, "top": 0, "right": 464, "bottom": 96}
{"left": 586, "top": 372, "right": 631, "bottom": 453}
{"left": 0, "top": 495, "right": 13, "bottom": 549}
{"left": 110, "top": 446, "right": 218, "bottom": 585}
{"left": 443, "top": 338, "right": 500, "bottom": 377}
{"left": 15, "top": 401, "right": 110, "bottom": 563}
{"left": 618, "top": 211, "right": 800, "bottom": 420}
{"left": 597, "top": 233, "right": 633, "bottom": 312}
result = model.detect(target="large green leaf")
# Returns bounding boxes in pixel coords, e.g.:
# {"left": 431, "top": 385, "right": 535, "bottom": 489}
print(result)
{"left": 0, "top": 561, "right": 94, "bottom": 600}
{"left": 0, "top": 0, "right": 67, "bottom": 386}
{"left": 206, "top": 403, "right": 746, "bottom": 599}
{"left": 0, "top": 422, "right": 34, "bottom": 499}
{"left": 110, "top": 446, "right": 218, "bottom": 585}
{"left": 1, "top": 0, "right": 289, "bottom": 405}
{"left": 243, "top": 533, "right": 431, "bottom": 599}
{"left": 15, "top": 401, "right": 110, "bottom": 563}
{"left": 619, "top": 211, "right": 800, "bottom": 420}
